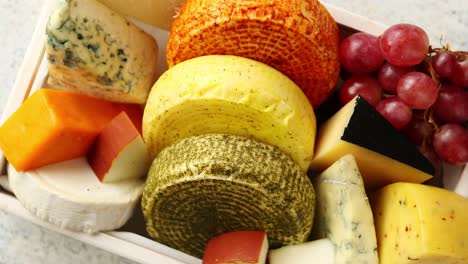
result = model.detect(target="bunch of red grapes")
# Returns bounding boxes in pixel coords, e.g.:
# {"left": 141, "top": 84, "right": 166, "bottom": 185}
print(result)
{"left": 338, "top": 23, "right": 468, "bottom": 166}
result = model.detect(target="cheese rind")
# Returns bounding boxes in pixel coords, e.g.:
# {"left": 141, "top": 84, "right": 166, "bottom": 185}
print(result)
{"left": 87, "top": 112, "right": 151, "bottom": 183}
{"left": 312, "top": 154, "right": 378, "bottom": 264}
{"left": 142, "top": 134, "right": 315, "bottom": 258}
{"left": 311, "top": 96, "right": 433, "bottom": 190}
{"left": 269, "top": 239, "right": 335, "bottom": 264}
{"left": 371, "top": 182, "right": 468, "bottom": 264}
{"left": 166, "top": 0, "right": 340, "bottom": 107}
{"left": 8, "top": 158, "right": 144, "bottom": 233}
{"left": 46, "top": 0, "right": 158, "bottom": 103}
{"left": 143, "top": 55, "right": 316, "bottom": 171}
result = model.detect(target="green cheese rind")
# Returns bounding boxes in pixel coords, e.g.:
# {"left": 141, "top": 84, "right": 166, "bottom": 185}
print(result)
{"left": 142, "top": 134, "right": 315, "bottom": 258}
{"left": 312, "top": 154, "right": 378, "bottom": 264}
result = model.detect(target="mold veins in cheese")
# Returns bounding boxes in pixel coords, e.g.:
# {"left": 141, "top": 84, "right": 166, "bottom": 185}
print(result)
{"left": 46, "top": 0, "right": 158, "bottom": 104}
{"left": 142, "top": 134, "right": 316, "bottom": 258}
{"left": 311, "top": 96, "right": 434, "bottom": 190}
{"left": 166, "top": 0, "right": 340, "bottom": 107}
{"left": 8, "top": 158, "right": 144, "bottom": 233}
{"left": 143, "top": 55, "right": 316, "bottom": 172}
{"left": 312, "top": 154, "right": 378, "bottom": 264}
{"left": 371, "top": 183, "right": 468, "bottom": 264}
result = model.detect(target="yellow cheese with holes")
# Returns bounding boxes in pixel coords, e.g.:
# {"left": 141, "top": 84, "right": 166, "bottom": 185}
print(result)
{"left": 97, "top": 0, "right": 185, "bottom": 30}
{"left": 371, "top": 183, "right": 468, "bottom": 264}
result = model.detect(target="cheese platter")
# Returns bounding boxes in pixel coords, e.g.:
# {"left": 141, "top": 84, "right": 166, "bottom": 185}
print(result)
{"left": 0, "top": 0, "right": 466, "bottom": 263}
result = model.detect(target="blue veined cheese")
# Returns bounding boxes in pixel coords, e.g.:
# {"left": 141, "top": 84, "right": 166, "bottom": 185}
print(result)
{"left": 46, "top": 0, "right": 158, "bottom": 104}
{"left": 312, "top": 154, "right": 378, "bottom": 264}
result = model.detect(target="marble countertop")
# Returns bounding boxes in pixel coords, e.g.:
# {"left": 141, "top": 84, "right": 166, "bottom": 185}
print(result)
{"left": 0, "top": 0, "right": 466, "bottom": 263}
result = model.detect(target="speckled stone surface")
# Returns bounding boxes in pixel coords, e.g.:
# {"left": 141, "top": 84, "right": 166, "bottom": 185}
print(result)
{"left": 0, "top": 0, "right": 467, "bottom": 263}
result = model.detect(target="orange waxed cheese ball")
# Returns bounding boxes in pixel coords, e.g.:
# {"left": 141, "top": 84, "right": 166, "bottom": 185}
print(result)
{"left": 0, "top": 88, "right": 142, "bottom": 171}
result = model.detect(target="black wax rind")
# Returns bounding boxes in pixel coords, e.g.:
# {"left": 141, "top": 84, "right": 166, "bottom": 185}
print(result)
{"left": 341, "top": 96, "right": 435, "bottom": 176}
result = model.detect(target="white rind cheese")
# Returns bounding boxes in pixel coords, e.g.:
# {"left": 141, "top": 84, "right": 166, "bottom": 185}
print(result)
{"left": 312, "top": 154, "right": 378, "bottom": 264}
{"left": 269, "top": 238, "right": 335, "bottom": 264}
{"left": 8, "top": 158, "right": 144, "bottom": 233}
{"left": 46, "top": 0, "right": 158, "bottom": 104}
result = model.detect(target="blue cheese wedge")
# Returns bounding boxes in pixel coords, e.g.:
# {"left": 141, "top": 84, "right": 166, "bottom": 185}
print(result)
{"left": 312, "top": 154, "right": 378, "bottom": 264}
{"left": 46, "top": 0, "right": 158, "bottom": 104}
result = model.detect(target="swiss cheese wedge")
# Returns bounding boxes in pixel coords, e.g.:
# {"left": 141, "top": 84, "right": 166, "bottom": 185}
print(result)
{"left": 143, "top": 55, "right": 316, "bottom": 171}
{"left": 166, "top": 0, "right": 340, "bottom": 107}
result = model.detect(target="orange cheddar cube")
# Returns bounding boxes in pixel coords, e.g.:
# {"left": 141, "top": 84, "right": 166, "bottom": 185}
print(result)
{"left": 0, "top": 88, "right": 142, "bottom": 171}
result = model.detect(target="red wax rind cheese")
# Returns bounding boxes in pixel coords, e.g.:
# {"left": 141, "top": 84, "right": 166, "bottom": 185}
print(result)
{"left": 0, "top": 88, "right": 142, "bottom": 171}
{"left": 203, "top": 230, "right": 268, "bottom": 264}
{"left": 87, "top": 111, "right": 148, "bottom": 182}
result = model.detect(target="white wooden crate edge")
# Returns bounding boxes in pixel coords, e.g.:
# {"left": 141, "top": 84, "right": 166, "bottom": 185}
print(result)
{"left": 0, "top": 0, "right": 466, "bottom": 263}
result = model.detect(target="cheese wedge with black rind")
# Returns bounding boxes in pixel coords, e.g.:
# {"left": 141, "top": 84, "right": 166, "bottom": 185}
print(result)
{"left": 312, "top": 154, "right": 378, "bottom": 264}
{"left": 143, "top": 55, "right": 316, "bottom": 171}
{"left": 142, "top": 134, "right": 316, "bottom": 258}
{"left": 311, "top": 96, "right": 434, "bottom": 190}
{"left": 8, "top": 158, "right": 144, "bottom": 233}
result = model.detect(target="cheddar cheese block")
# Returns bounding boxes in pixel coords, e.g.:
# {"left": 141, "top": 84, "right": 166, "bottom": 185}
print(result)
{"left": 166, "top": 0, "right": 340, "bottom": 107}
{"left": 46, "top": 0, "right": 158, "bottom": 104}
{"left": 142, "top": 134, "right": 315, "bottom": 258}
{"left": 0, "top": 89, "right": 141, "bottom": 171}
{"left": 372, "top": 183, "right": 468, "bottom": 264}
{"left": 311, "top": 96, "right": 434, "bottom": 190}
{"left": 312, "top": 155, "right": 378, "bottom": 264}
{"left": 143, "top": 55, "right": 316, "bottom": 171}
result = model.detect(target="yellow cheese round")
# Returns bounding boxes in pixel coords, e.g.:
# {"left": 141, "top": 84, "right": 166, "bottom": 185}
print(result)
{"left": 142, "top": 134, "right": 316, "bottom": 258}
{"left": 143, "top": 55, "right": 316, "bottom": 171}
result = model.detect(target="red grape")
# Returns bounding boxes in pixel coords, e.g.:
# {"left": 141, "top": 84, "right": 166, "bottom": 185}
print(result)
{"left": 376, "top": 96, "right": 413, "bottom": 129}
{"left": 402, "top": 116, "right": 433, "bottom": 145}
{"left": 380, "top": 23, "right": 429, "bottom": 66}
{"left": 432, "top": 51, "right": 456, "bottom": 78}
{"left": 433, "top": 123, "right": 468, "bottom": 164}
{"left": 339, "top": 75, "right": 382, "bottom": 106}
{"left": 449, "top": 55, "right": 468, "bottom": 87}
{"left": 432, "top": 84, "right": 468, "bottom": 123}
{"left": 339, "top": 32, "right": 385, "bottom": 74}
{"left": 377, "top": 62, "right": 413, "bottom": 93}
{"left": 396, "top": 72, "right": 438, "bottom": 109}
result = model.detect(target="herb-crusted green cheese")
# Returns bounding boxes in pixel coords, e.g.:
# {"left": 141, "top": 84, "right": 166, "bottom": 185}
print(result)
{"left": 142, "top": 134, "right": 316, "bottom": 258}
{"left": 46, "top": 0, "right": 158, "bottom": 104}
{"left": 312, "top": 154, "right": 378, "bottom": 264}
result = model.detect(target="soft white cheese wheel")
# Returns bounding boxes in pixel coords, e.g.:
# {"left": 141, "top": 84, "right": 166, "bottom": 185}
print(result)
{"left": 8, "top": 158, "right": 144, "bottom": 233}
